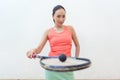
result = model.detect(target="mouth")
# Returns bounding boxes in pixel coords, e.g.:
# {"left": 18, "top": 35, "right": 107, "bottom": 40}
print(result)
{"left": 59, "top": 22, "right": 64, "bottom": 24}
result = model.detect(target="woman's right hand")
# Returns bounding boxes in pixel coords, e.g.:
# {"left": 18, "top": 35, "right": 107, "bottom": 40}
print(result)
{"left": 26, "top": 49, "right": 36, "bottom": 59}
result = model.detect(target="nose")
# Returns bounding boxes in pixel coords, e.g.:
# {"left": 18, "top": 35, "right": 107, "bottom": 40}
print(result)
{"left": 59, "top": 17, "right": 65, "bottom": 22}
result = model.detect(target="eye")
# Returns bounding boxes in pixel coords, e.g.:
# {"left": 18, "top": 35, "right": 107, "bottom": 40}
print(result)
{"left": 57, "top": 15, "right": 61, "bottom": 18}
{"left": 62, "top": 15, "right": 65, "bottom": 18}
{"left": 57, "top": 15, "right": 65, "bottom": 18}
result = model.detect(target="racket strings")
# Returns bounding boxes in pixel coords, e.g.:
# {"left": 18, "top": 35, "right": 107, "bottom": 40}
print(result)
{"left": 40, "top": 57, "right": 91, "bottom": 72}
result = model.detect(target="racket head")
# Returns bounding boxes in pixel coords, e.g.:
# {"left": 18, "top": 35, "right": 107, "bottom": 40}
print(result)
{"left": 39, "top": 57, "right": 91, "bottom": 72}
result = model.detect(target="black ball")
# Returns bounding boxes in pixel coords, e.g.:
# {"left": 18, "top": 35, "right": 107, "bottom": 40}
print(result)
{"left": 59, "top": 54, "right": 67, "bottom": 62}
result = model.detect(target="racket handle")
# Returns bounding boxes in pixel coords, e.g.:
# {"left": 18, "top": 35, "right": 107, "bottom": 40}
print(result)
{"left": 32, "top": 54, "right": 44, "bottom": 59}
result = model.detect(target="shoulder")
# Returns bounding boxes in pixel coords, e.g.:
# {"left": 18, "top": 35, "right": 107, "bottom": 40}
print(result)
{"left": 43, "top": 28, "right": 52, "bottom": 36}
{"left": 65, "top": 25, "right": 75, "bottom": 32}
{"left": 65, "top": 25, "right": 77, "bottom": 38}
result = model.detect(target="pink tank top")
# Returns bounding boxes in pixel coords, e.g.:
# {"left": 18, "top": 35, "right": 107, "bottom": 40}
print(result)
{"left": 48, "top": 26, "right": 72, "bottom": 57}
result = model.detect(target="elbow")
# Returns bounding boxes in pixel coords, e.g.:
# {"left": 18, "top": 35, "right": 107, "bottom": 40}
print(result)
{"left": 76, "top": 44, "right": 80, "bottom": 49}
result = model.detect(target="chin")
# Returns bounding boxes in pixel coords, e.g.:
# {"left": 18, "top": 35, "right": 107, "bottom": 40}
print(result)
{"left": 57, "top": 24, "right": 63, "bottom": 27}
{"left": 59, "top": 23, "right": 64, "bottom": 26}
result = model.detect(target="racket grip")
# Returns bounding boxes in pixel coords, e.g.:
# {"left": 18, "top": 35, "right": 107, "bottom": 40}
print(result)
{"left": 32, "top": 54, "right": 43, "bottom": 59}
{"left": 32, "top": 54, "right": 37, "bottom": 58}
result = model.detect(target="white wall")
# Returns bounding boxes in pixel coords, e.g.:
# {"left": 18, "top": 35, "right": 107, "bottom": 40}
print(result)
{"left": 0, "top": 0, "right": 120, "bottom": 79}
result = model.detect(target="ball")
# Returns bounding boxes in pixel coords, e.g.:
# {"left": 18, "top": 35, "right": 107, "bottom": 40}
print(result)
{"left": 59, "top": 54, "right": 67, "bottom": 62}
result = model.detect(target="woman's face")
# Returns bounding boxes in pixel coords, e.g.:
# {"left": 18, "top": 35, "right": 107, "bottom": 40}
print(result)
{"left": 53, "top": 8, "right": 66, "bottom": 27}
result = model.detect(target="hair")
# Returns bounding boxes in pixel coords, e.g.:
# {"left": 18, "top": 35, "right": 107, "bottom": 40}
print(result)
{"left": 52, "top": 5, "right": 66, "bottom": 16}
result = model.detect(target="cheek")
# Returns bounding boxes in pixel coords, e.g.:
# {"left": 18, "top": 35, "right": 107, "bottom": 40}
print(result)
{"left": 63, "top": 18, "right": 66, "bottom": 21}
{"left": 53, "top": 17, "right": 59, "bottom": 22}
{"left": 53, "top": 16, "right": 57, "bottom": 21}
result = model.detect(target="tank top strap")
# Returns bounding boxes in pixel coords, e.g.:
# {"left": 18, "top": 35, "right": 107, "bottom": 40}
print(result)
{"left": 64, "top": 25, "right": 68, "bottom": 30}
{"left": 64, "top": 26, "right": 71, "bottom": 31}
{"left": 48, "top": 27, "right": 54, "bottom": 35}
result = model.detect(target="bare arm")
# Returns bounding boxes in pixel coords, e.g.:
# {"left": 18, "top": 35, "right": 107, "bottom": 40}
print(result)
{"left": 69, "top": 26, "right": 80, "bottom": 57}
{"left": 27, "top": 29, "right": 49, "bottom": 58}
{"left": 35, "top": 29, "right": 49, "bottom": 54}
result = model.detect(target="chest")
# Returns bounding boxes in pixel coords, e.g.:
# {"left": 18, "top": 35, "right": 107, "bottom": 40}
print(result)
{"left": 48, "top": 30, "right": 72, "bottom": 45}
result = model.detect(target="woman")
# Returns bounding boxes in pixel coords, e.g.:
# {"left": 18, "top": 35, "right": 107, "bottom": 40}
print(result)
{"left": 27, "top": 5, "right": 80, "bottom": 80}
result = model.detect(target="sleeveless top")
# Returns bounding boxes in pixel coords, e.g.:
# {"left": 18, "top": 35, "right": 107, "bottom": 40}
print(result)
{"left": 48, "top": 26, "right": 72, "bottom": 57}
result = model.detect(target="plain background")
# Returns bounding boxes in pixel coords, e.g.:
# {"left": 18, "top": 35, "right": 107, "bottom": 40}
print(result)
{"left": 0, "top": 0, "right": 120, "bottom": 79}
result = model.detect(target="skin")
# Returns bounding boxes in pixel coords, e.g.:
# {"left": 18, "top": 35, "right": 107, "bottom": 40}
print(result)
{"left": 27, "top": 8, "right": 80, "bottom": 58}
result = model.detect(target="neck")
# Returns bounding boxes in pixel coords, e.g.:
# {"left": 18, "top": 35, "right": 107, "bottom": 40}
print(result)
{"left": 54, "top": 25, "right": 63, "bottom": 29}
{"left": 54, "top": 25, "right": 64, "bottom": 32}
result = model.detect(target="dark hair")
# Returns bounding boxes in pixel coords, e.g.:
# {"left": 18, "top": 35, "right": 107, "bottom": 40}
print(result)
{"left": 52, "top": 5, "right": 66, "bottom": 16}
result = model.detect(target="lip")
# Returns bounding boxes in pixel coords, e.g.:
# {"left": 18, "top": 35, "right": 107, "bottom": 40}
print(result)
{"left": 59, "top": 22, "right": 64, "bottom": 24}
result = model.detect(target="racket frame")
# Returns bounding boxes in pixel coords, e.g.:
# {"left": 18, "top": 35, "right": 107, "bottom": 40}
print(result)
{"left": 35, "top": 55, "right": 91, "bottom": 72}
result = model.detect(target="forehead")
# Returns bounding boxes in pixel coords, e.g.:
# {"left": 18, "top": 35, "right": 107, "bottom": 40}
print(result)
{"left": 54, "top": 9, "right": 66, "bottom": 15}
